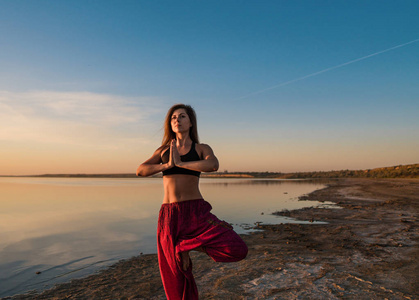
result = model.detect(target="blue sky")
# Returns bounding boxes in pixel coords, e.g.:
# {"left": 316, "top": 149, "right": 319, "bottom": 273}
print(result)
{"left": 0, "top": 1, "right": 418, "bottom": 175}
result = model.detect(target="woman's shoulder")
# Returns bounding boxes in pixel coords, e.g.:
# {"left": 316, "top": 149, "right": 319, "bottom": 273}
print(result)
{"left": 195, "top": 143, "right": 215, "bottom": 156}
{"left": 158, "top": 144, "right": 170, "bottom": 150}
{"left": 195, "top": 143, "right": 212, "bottom": 150}
{"left": 155, "top": 144, "right": 170, "bottom": 155}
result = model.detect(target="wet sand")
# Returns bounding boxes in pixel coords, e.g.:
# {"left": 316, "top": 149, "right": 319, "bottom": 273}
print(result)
{"left": 5, "top": 178, "right": 418, "bottom": 299}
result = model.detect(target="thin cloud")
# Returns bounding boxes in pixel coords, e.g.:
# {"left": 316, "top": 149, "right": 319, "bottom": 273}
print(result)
{"left": 0, "top": 90, "right": 164, "bottom": 148}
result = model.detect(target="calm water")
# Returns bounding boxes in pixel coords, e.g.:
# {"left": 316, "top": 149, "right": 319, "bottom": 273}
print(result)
{"left": 0, "top": 177, "right": 333, "bottom": 297}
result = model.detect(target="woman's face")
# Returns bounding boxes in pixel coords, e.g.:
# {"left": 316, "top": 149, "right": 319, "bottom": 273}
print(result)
{"left": 171, "top": 108, "right": 192, "bottom": 133}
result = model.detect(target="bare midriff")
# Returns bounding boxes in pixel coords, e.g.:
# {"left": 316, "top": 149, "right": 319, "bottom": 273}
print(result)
{"left": 163, "top": 175, "right": 203, "bottom": 203}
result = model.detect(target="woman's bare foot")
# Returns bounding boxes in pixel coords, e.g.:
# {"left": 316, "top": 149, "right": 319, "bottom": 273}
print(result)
{"left": 180, "top": 247, "right": 205, "bottom": 271}
{"left": 180, "top": 251, "right": 190, "bottom": 271}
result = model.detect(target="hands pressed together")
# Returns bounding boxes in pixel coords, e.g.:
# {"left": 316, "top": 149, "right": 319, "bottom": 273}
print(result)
{"left": 136, "top": 137, "right": 218, "bottom": 177}
{"left": 168, "top": 139, "right": 182, "bottom": 169}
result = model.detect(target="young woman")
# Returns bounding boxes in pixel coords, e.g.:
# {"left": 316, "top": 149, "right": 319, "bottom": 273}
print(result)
{"left": 136, "top": 104, "right": 248, "bottom": 300}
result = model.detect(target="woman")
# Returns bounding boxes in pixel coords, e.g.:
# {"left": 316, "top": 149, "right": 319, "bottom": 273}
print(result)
{"left": 136, "top": 104, "right": 248, "bottom": 300}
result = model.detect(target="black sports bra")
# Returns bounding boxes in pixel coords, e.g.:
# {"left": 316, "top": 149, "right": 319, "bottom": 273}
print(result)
{"left": 161, "top": 143, "right": 201, "bottom": 177}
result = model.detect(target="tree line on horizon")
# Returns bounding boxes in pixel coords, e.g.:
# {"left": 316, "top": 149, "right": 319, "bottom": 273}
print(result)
{"left": 218, "top": 164, "right": 419, "bottom": 179}
{"left": 5, "top": 164, "right": 417, "bottom": 179}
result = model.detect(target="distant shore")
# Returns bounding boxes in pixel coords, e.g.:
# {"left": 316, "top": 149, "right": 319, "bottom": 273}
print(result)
{"left": 1, "top": 163, "right": 418, "bottom": 179}
{"left": 5, "top": 178, "right": 418, "bottom": 299}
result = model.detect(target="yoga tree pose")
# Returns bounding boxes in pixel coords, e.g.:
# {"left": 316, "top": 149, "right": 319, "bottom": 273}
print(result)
{"left": 136, "top": 104, "right": 248, "bottom": 300}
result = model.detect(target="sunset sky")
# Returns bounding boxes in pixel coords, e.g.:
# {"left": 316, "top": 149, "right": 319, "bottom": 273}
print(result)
{"left": 1, "top": 1, "right": 418, "bottom": 175}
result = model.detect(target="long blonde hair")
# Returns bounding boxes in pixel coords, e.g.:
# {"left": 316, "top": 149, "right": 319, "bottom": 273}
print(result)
{"left": 162, "top": 104, "right": 199, "bottom": 146}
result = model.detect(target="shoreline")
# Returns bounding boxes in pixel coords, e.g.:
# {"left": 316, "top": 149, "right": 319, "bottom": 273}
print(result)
{"left": 4, "top": 178, "right": 418, "bottom": 299}
{"left": 1, "top": 162, "right": 417, "bottom": 179}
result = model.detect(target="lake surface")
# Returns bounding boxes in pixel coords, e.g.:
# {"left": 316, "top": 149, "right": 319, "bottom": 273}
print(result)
{"left": 0, "top": 177, "right": 333, "bottom": 297}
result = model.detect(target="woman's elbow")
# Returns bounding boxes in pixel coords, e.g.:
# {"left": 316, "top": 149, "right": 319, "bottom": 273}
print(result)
{"left": 211, "top": 161, "right": 219, "bottom": 172}
{"left": 136, "top": 165, "right": 146, "bottom": 177}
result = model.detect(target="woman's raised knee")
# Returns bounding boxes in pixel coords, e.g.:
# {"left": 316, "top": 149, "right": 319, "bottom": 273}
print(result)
{"left": 234, "top": 243, "right": 248, "bottom": 261}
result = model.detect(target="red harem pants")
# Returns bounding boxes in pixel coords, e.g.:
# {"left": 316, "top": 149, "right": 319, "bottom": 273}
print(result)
{"left": 157, "top": 199, "right": 248, "bottom": 300}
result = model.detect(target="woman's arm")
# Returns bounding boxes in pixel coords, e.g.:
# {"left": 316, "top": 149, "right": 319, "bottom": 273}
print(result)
{"left": 136, "top": 146, "right": 173, "bottom": 177}
{"left": 173, "top": 142, "right": 219, "bottom": 173}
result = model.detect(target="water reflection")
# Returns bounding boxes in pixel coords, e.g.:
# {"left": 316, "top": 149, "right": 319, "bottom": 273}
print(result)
{"left": 203, "top": 178, "right": 334, "bottom": 186}
{"left": 0, "top": 177, "right": 331, "bottom": 297}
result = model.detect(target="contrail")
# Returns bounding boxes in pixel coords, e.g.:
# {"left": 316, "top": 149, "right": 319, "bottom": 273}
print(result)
{"left": 236, "top": 38, "right": 419, "bottom": 100}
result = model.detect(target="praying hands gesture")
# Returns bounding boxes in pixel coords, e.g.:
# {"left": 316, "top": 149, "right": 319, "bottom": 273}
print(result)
{"left": 136, "top": 138, "right": 219, "bottom": 177}
{"left": 169, "top": 139, "right": 182, "bottom": 168}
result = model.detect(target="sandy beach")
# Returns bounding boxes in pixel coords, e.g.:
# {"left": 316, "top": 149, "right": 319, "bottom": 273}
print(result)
{"left": 4, "top": 178, "right": 418, "bottom": 299}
